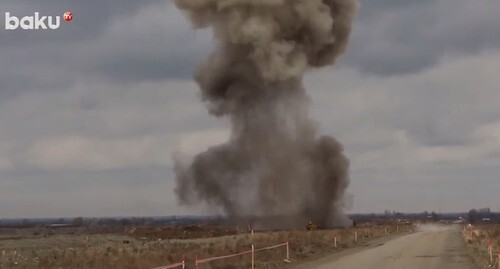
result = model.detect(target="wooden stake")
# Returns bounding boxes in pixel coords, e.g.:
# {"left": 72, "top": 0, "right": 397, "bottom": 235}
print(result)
{"left": 251, "top": 245, "right": 255, "bottom": 269}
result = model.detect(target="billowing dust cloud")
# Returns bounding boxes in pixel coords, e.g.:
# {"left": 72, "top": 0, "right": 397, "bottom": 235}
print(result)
{"left": 173, "top": 0, "right": 357, "bottom": 228}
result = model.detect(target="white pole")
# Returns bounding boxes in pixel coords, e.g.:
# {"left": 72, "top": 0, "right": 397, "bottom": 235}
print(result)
{"left": 354, "top": 231, "right": 358, "bottom": 243}
{"left": 385, "top": 227, "right": 388, "bottom": 235}
{"left": 334, "top": 236, "right": 337, "bottom": 248}
{"left": 489, "top": 245, "right": 493, "bottom": 265}
{"left": 251, "top": 244, "right": 255, "bottom": 269}
{"left": 182, "top": 255, "right": 185, "bottom": 269}
{"left": 283, "top": 242, "right": 291, "bottom": 263}
{"left": 286, "top": 242, "right": 290, "bottom": 261}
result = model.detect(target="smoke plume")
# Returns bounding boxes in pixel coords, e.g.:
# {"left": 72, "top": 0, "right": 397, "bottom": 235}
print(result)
{"left": 174, "top": 0, "right": 357, "bottom": 228}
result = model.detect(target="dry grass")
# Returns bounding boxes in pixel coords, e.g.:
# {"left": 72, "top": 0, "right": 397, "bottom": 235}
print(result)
{"left": 0, "top": 224, "right": 409, "bottom": 269}
{"left": 463, "top": 224, "right": 500, "bottom": 269}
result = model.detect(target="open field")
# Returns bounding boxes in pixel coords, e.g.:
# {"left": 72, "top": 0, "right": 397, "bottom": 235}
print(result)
{"left": 0, "top": 223, "right": 411, "bottom": 269}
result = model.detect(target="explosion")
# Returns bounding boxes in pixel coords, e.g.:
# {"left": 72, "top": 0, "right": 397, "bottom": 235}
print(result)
{"left": 174, "top": 0, "right": 358, "bottom": 228}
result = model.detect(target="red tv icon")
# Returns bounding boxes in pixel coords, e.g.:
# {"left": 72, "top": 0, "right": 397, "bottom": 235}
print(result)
{"left": 63, "top": 12, "right": 73, "bottom": 22}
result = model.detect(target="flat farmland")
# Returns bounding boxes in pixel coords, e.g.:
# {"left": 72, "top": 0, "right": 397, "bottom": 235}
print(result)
{"left": 0, "top": 223, "right": 410, "bottom": 269}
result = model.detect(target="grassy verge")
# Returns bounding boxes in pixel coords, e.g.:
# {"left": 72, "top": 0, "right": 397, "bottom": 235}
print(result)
{"left": 0, "top": 224, "right": 411, "bottom": 269}
{"left": 463, "top": 224, "right": 500, "bottom": 269}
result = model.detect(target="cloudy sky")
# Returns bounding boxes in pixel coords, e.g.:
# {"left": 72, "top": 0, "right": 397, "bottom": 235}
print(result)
{"left": 1, "top": 0, "right": 499, "bottom": 218}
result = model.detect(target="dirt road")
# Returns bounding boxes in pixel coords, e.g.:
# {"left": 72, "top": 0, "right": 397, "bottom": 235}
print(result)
{"left": 294, "top": 225, "right": 477, "bottom": 269}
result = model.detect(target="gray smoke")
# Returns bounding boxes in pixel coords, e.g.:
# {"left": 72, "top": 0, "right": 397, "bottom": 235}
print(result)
{"left": 173, "top": 0, "right": 358, "bottom": 228}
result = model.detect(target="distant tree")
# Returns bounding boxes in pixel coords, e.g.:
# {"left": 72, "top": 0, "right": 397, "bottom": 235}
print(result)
{"left": 431, "top": 211, "right": 438, "bottom": 221}
{"left": 384, "top": 210, "right": 392, "bottom": 218}
{"left": 72, "top": 217, "right": 84, "bottom": 227}
{"left": 468, "top": 209, "right": 478, "bottom": 224}
{"left": 424, "top": 211, "right": 429, "bottom": 218}
{"left": 96, "top": 218, "right": 106, "bottom": 225}
{"left": 131, "top": 217, "right": 145, "bottom": 226}
{"left": 120, "top": 218, "right": 131, "bottom": 226}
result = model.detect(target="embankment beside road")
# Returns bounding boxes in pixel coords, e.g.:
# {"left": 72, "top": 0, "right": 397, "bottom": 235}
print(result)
{"left": 463, "top": 224, "right": 500, "bottom": 269}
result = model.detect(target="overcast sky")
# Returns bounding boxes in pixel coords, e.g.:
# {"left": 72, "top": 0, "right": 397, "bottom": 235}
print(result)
{"left": 0, "top": 0, "right": 499, "bottom": 218}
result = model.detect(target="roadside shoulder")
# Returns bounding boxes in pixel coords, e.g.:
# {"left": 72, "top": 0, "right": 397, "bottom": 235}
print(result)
{"left": 288, "top": 233, "right": 411, "bottom": 269}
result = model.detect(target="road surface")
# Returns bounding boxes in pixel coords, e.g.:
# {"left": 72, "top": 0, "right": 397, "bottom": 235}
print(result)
{"left": 294, "top": 225, "right": 477, "bottom": 269}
